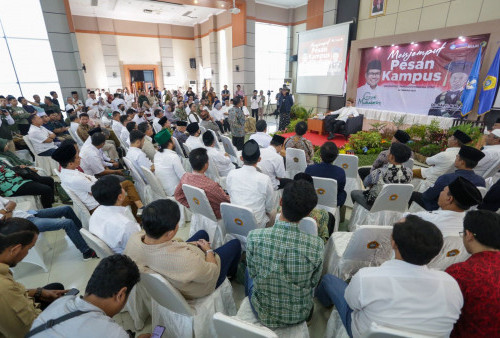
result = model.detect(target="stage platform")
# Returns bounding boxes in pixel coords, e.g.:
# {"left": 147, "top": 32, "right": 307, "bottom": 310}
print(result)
{"left": 280, "top": 132, "right": 348, "bottom": 148}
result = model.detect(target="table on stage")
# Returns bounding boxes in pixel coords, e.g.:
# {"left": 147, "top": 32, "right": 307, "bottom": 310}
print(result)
{"left": 307, "top": 118, "right": 326, "bottom": 135}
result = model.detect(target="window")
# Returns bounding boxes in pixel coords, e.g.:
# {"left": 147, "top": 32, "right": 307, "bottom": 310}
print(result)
{"left": 255, "top": 23, "right": 288, "bottom": 103}
{"left": 0, "top": 0, "right": 61, "bottom": 100}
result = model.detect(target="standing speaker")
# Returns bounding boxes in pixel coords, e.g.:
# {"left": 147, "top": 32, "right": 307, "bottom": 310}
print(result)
{"left": 189, "top": 58, "right": 196, "bottom": 69}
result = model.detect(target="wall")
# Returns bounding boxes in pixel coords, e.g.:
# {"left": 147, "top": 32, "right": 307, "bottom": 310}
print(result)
{"left": 172, "top": 39, "right": 197, "bottom": 89}
{"left": 357, "top": 0, "right": 500, "bottom": 39}
{"left": 75, "top": 33, "right": 107, "bottom": 89}
{"left": 115, "top": 36, "right": 161, "bottom": 65}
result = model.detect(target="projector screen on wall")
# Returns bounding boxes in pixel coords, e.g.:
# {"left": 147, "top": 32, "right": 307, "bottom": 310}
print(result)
{"left": 296, "top": 22, "right": 351, "bottom": 96}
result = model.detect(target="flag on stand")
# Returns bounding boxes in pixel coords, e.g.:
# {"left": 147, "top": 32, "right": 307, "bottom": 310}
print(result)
{"left": 478, "top": 47, "right": 500, "bottom": 116}
{"left": 461, "top": 46, "right": 482, "bottom": 116}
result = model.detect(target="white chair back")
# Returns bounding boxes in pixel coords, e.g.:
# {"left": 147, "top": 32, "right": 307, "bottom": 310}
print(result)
{"left": 172, "top": 136, "right": 187, "bottom": 158}
{"left": 427, "top": 236, "right": 470, "bottom": 271}
{"left": 333, "top": 154, "right": 359, "bottom": 179}
{"left": 80, "top": 228, "right": 114, "bottom": 258}
{"left": 68, "top": 128, "right": 84, "bottom": 147}
{"left": 370, "top": 184, "right": 413, "bottom": 213}
{"left": 141, "top": 165, "right": 169, "bottom": 199}
{"left": 402, "top": 158, "right": 414, "bottom": 170}
{"left": 220, "top": 203, "right": 258, "bottom": 238}
{"left": 199, "top": 125, "right": 207, "bottom": 134}
{"left": 213, "top": 312, "right": 278, "bottom": 338}
{"left": 313, "top": 177, "right": 338, "bottom": 209}
{"left": 285, "top": 148, "right": 307, "bottom": 178}
{"left": 221, "top": 135, "right": 238, "bottom": 159}
{"left": 183, "top": 142, "right": 192, "bottom": 157}
{"left": 362, "top": 322, "right": 435, "bottom": 338}
{"left": 478, "top": 186, "right": 487, "bottom": 198}
{"left": 153, "top": 122, "right": 162, "bottom": 134}
{"left": 123, "top": 157, "right": 152, "bottom": 203}
{"left": 23, "top": 135, "right": 59, "bottom": 175}
{"left": 343, "top": 226, "right": 393, "bottom": 262}
{"left": 119, "top": 134, "right": 130, "bottom": 150}
{"left": 481, "top": 158, "right": 500, "bottom": 179}
{"left": 182, "top": 184, "right": 218, "bottom": 222}
{"left": 123, "top": 157, "right": 146, "bottom": 185}
{"left": 57, "top": 176, "right": 92, "bottom": 230}
{"left": 140, "top": 273, "right": 193, "bottom": 317}
{"left": 298, "top": 217, "right": 318, "bottom": 236}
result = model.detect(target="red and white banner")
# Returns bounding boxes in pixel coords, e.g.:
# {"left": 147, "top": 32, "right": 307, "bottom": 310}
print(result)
{"left": 356, "top": 34, "right": 489, "bottom": 117}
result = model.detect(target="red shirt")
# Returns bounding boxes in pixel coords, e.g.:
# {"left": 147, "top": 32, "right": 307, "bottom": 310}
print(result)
{"left": 174, "top": 172, "right": 230, "bottom": 219}
{"left": 446, "top": 251, "right": 500, "bottom": 337}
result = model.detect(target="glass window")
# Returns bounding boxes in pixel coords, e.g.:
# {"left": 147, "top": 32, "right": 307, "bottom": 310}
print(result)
{"left": 0, "top": 0, "right": 62, "bottom": 100}
{"left": 255, "top": 23, "right": 288, "bottom": 103}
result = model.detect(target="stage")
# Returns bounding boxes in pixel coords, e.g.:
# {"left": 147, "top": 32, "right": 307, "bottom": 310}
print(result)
{"left": 280, "top": 132, "right": 348, "bottom": 148}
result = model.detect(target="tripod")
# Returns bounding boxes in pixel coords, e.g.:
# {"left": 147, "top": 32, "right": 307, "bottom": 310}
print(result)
{"left": 265, "top": 93, "right": 273, "bottom": 116}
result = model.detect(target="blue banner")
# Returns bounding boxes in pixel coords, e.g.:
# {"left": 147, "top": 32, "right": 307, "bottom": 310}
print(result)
{"left": 478, "top": 47, "right": 500, "bottom": 115}
{"left": 461, "top": 46, "right": 482, "bottom": 116}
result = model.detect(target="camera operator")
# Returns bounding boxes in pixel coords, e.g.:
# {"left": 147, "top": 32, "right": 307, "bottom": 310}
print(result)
{"left": 251, "top": 90, "right": 260, "bottom": 122}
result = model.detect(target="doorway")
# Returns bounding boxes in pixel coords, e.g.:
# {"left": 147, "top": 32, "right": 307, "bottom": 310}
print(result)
{"left": 123, "top": 65, "right": 160, "bottom": 95}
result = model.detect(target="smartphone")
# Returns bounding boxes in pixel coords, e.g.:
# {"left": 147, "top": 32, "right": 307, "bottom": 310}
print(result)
{"left": 65, "top": 288, "right": 80, "bottom": 296}
{"left": 152, "top": 325, "right": 165, "bottom": 338}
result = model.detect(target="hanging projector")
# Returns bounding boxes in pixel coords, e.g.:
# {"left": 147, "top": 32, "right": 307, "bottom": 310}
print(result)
{"left": 228, "top": 0, "right": 240, "bottom": 15}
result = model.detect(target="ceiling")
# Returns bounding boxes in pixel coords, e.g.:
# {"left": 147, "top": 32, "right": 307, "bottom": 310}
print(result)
{"left": 255, "top": 0, "right": 307, "bottom": 8}
{"left": 69, "top": 0, "right": 227, "bottom": 26}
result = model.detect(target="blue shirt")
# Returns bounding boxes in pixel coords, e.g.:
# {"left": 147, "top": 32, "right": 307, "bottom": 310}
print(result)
{"left": 422, "top": 169, "right": 485, "bottom": 211}
{"left": 305, "top": 162, "right": 347, "bottom": 206}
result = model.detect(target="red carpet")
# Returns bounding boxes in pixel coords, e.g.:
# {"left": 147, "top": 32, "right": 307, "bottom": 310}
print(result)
{"left": 280, "top": 132, "right": 347, "bottom": 148}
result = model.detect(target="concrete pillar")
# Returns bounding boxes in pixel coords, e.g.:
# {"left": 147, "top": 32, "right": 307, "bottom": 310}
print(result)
{"left": 40, "top": 0, "right": 86, "bottom": 102}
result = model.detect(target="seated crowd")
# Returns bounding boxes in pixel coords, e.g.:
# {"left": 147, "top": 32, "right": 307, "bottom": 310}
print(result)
{"left": 0, "top": 86, "right": 498, "bottom": 338}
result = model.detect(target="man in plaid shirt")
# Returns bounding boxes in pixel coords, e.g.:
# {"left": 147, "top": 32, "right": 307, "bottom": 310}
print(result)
{"left": 246, "top": 179, "right": 324, "bottom": 328}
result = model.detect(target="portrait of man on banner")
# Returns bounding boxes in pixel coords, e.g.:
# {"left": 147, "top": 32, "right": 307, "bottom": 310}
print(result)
{"left": 356, "top": 60, "right": 385, "bottom": 108}
{"left": 370, "top": 0, "right": 386, "bottom": 18}
{"left": 428, "top": 61, "right": 472, "bottom": 118}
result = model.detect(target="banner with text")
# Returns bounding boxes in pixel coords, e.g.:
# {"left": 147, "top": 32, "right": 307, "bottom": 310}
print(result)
{"left": 356, "top": 34, "right": 489, "bottom": 117}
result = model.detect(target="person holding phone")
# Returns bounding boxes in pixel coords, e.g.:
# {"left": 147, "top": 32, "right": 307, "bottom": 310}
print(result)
{"left": 28, "top": 255, "right": 152, "bottom": 338}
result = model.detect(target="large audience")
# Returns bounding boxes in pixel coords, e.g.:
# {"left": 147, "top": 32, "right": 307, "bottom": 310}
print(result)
{"left": 0, "top": 85, "right": 498, "bottom": 338}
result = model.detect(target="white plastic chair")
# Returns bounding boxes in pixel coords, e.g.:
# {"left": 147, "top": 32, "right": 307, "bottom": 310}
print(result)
{"left": 208, "top": 129, "right": 222, "bottom": 150}
{"left": 427, "top": 236, "right": 470, "bottom": 271}
{"left": 80, "top": 228, "right": 114, "bottom": 258}
{"left": 221, "top": 202, "right": 258, "bottom": 251}
{"left": 172, "top": 136, "right": 192, "bottom": 173}
{"left": 285, "top": 148, "right": 307, "bottom": 179}
{"left": 141, "top": 165, "right": 168, "bottom": 199}
{"left": 68, "top": 127, "right": 84, "bottom": 147}
{"left": 213, "top": 312, "right": 278, "bottom": 338}
{"left": 481, "top": 157, "right": 500, "bottom": 179}
{"left": 478, "top": 186, "right": 487, "bottom": 198}
{"left": 312, "top": 177, "right": 340, "bottom": 232}
{"left": 333, "top": 154, "right": 362, "bottom": 208}
{"left": 23, "top": 135, "right": 59, "bottom": 175}
{"left": 153, "top": 122, "right": 162, "bottom": 134}
{"left": 236, "top": 297, "right": 309, "bottom": 338}
{"left": 20, "top": 232, "right": 51, "bottom": 272}
{"left": 221, "top": 135, "right": 243, "bottom": 167}
{"left": 298, "top": 217, "right": 318, "bottom": 236}
{"left": 348, "top": 184, "right": 414, "bottom": 231}
{"left": 323, "top": 226, "right": 393, "bottom": 280}
{"left": 141, "top": 273, "right": 236, "bottom": 338}
{"left": 403, "top": 158, "right": 414, "bottom": 170}
{"left": 123, "top": 157, "right": 154, "bottom": 204}
{"left": 182, "top": 184, "right": 225, "bottom": 248}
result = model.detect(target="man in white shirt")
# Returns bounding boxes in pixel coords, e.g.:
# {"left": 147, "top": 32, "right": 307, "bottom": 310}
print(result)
{"left": 258, "top": 135, "right": 286, "bottom": 190}
{"left": 211, "top": 102, "right": 226, "bottom": 134}
{"left": 89, "top": 175, "right": 141, "bottom": 253}
{"left": 315, "top": 215, "right": 463, "bottom": 337}
{"left": 27, "top": 114, "right": 58, "bottom": 156}
{"left": 412, "top": 130, "right": 472, "bottom": 188}
{"left": 111, "top": 111, "right": 123, "bottom": 137}
{"left": 152, "top": 108, "right": 164, "bottom": 133}
{"left": 325, "top": 98, "right": 359, "bottom": 140}
{"left": 111, "top": 93, "right": 126, "bottom": 112}
{"left": 29, "top": 255, "right": 145, "bottom": 338}
{"left": 250, "top": 90, "right": 260, "bottom": 121}
{"left": 474, "top": 129, "right": 500, "bottom": 177}
{"left": 71, "top": 91, "right": 84, "bottom": 108}
{"left": 202, "top": 130, "right": 234, "bottom": 177}
{"left": 80, "top": 132, "right": 123, "bottom": 177}
{"left": 249, "top": 120, "right": 272, "bottom": 148}
{"left": 125, "top": 130, "right": 154, "bottom": 181}
{"left": 356, "top": 59, "right": 389, "bottom": 109}
{"left": 226, "top": 140, "right": 276, "bottom": 227}
{"left": 185, "top": 122, "right": 205, "bottom": 151}
{"left": 405, "top": 176, "right": 482, "bottom": 237}
{"left": 153, "top": 129, "right": 185, "bottom": 196}
{"left": 65, "top": 97, "right": 82, "bottom": 115}
{"left": 131, "top": 110, "right": 146, "bottom": 124}
{"left": 121, "top": 121, "right": 137, "bottom": 146}
{"left": 85, "top": 91, "right": 99, "bottom": 113}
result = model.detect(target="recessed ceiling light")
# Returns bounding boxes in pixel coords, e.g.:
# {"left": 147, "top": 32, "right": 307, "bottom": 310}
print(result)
{"left": 391, "top": 44, "right": 394, "bottom": 46}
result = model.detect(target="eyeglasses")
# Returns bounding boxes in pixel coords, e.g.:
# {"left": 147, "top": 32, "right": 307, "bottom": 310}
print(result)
{"left": 459, "top": 230, "right": 476, "bottom": 238}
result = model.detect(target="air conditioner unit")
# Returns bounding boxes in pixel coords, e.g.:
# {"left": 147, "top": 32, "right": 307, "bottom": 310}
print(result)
{"left": 189, "top": 80, "right": 196, "bottom": 85}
